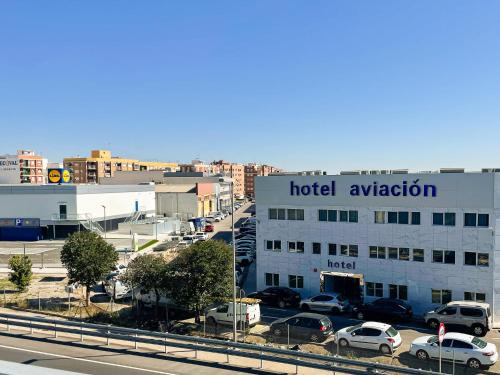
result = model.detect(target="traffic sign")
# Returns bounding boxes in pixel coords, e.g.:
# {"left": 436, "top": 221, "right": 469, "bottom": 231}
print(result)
{"left": 438, "top": 322, "right": 446, "bottom": 343}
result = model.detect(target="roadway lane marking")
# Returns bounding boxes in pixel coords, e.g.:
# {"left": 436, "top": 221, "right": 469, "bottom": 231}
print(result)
{"left": 0, "top": 344, "right": 178, "bottom": 375}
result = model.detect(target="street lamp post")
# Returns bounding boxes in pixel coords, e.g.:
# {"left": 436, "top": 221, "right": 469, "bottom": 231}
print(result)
{"left": 231, "top": 180, "right": 237, "bottom": 343}
{"left": 102, "top": 205, "right": 107, "bottom": 239}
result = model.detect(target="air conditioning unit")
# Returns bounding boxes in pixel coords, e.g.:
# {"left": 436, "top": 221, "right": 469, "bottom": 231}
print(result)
{"left": 340, "top": 171, "right": 360, "bottom": 175}
{"left": 481, "top": 168, "right": 500, "bottom": 173}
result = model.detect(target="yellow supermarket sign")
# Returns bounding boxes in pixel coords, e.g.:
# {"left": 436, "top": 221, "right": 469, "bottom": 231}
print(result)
{"left": 48, "top": 169, "right": 71, "bottom": 184}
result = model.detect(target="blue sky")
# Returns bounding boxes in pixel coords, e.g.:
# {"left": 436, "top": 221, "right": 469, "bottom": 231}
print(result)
{"left": 1, "top": 1, "right": 499, "bottom": 173}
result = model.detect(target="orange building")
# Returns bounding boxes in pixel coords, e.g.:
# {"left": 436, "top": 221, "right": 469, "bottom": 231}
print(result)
{"left": 212, "top": 160, "right": 245, "bottom": 198}
{"left": 0, "top": 150, "right": 47, "bottom": 184}
{"left": 64, "top": 150, "right": 178, "bottom": 184}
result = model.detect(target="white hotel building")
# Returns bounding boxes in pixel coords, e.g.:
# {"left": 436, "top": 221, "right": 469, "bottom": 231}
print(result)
{"left": 255, "top": 171, "right": 500, "bottom": 320}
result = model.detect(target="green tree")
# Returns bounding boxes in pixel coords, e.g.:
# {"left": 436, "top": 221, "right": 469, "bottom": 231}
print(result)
{"left": 61, "top": 231, "right": 118, "bottom": 306}
{"left": 8, "top": 255, "right": 33, "bottom": 292}
{"left": 122, "top": 254, "right": 171, "bottom": 319}
{"left": 170, "top": 240, "right": 233, "bottom": 323}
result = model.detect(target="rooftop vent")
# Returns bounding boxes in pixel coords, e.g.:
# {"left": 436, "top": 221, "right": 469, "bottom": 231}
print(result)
{"left": 390, "top": 169, "right": 409, "bottom": 174}
{"left": 440, "top": 168, "right": 465, "bottom": 174}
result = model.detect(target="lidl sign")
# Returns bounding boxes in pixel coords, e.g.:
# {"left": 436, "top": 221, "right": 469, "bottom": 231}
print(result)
{"left": 48, "top": 168, "right": 71, "bottom": 184}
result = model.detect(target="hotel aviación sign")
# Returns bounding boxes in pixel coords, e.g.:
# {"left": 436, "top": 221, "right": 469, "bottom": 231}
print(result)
{"left": 290, "top": 180, "right": 437, "bottom": 198}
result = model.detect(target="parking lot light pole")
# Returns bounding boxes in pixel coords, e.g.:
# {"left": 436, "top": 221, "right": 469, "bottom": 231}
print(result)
{"left": 231, "top": 180, "right": 237, "bottom": 343}
{"left": 102, "top": 205, "right": 107, "bottom": 239}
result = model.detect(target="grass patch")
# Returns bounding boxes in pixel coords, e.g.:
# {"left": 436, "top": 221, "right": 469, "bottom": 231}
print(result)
{"left": 0, "top": 278, "right": 14, "bottom": 290}
{"left": 138, "top": 240, "right": 159, "bottom": 251}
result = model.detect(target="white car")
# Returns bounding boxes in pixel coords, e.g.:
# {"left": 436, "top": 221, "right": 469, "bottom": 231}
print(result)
{"left": 409, "top": 332, "right": 498, "bottom": 369}
{"left": 300, "top": 293, "right": 349, "bottom": 314}
{"left": 205, "top": 215, "right": 221, "bottom": 222}
{"left": 335, "top": 322, "right": 402, "bottom": 354}
{"left": 236, "top": 251, "right": 253, "bottom": 265}
{"left": 194, "top": 232, "right": 208, "bottom": 240}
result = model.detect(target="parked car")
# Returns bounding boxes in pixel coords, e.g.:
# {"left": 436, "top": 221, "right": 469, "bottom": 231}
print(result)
{"left": 182, "top": 235, "right": 199, "bottom": 244}
{"left": 236, "top": 251, "right": 253, "bottom": 265}
{"left": 206, "top": 301, "right": 261, "bottom": 327}
{"left": 409, "top": 332, "right": 498, "bottom": 369}
{"left": 248, "top": 287, "right": 301, "bottom": 308}
{"left": 336, "top": 322, "right": 402, "bottom": 354}
{"left": 270, "top": 313, "right": 333, "bottom": 343}
{"left": 424, "top": 301, "right": 492, "bottom": 336}
{"left": 104, "top": 273, "right": 132, "bottom": 300}
{"left": 194, "top": 232, "right": 208, "bottom": 241}
{"left": 204, "top": 224, "right": 214, "bottom": 232}
{"left": 354, "top": 298, "right": 413, "bottom": 322}
{"left": 300, "top": 293, "right": 349, "bottom": 314}
{"left": 205, "top": 215, "right": 221, "bottom": 222}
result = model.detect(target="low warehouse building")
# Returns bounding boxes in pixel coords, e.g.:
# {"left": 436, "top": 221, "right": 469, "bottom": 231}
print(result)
{"left": 0, "top": 184, "right": 155, "bottom": 239}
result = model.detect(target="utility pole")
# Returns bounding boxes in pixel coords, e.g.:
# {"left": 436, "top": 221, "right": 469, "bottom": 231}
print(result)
{"left": 231, "top": 180, "right": 237, "bottom": 342}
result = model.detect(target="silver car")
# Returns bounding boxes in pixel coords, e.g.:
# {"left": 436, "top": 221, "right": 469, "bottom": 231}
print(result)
{"left": 300, "top": 293, "right": 349, "bottom": 314}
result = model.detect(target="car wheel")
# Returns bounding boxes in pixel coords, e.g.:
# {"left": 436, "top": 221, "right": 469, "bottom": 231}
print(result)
{"left": 310, "top": 333, "right": 320, "bottom": 343}
{"left": 471, "top": 324, "right": 486, "bottom": 337}
{"left": 427, "top": 319, "right": 439, "bottom": 330}
{"left": 331, "top": 307, "right": 340, "bottom": 314}
{"left": 301, "top": 304, "right": 310, "bottom": 311}
{"left": 467, "top": 358, "right": 482, "bottom": 369}
{"left": 379, "top": 344, "right": 391, "bottom": 355}
{"left": 278, "top": 300, "right": 286, "bottom": 309}
{"left": 273, "top": 328, "right": 282, "bottom": 336}
{"left": 338, "top": 338, "right": 349, "bottom": 348}
{"left": 416, "top": 350, "right": 429, "bottom": 361}
{"left": 356, "top": 311, "right": 365, "bottom": 320}
{"left": 207, "top": 317, "right": 217, "bottom": 326}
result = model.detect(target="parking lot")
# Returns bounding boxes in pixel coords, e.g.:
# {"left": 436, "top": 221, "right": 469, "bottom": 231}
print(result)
{"left": 208, "top": 203, "right": 500, "bottom": 373}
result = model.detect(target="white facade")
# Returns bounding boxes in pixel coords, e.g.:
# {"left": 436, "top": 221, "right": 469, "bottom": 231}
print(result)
{"left": 0, "top": 185, "right": 156, "bottom": 224}
{"left": 0, "top": 155, "right": 20, "bottom": 184}
{"left": 255, "top": 173, "right": 500, "bottom": 320}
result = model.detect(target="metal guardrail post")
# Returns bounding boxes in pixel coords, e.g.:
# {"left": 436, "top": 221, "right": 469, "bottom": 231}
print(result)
{"left": 106, "top": 325, "right": 110, "bottom": 346}
{"left": 164, "top": 337, "right": 168, "bottom": 354}
{"left": 260, "top": 349, "right": 263, "bottom": 369}
{"left": 134, "top": 331, "right": 138, "bottom": 349}
{"left": 195, "top": 340, "right": 198, "bottom": 359}
{"left": 54, "top": 323, "right": 57, "bottom": 338}
{"left": 80, "top": 321, "right": 83, "bottom": 342}
{"left": 6, "top": 317, "right": 9, "bottom": 332}
{"left": 30, "top": 320, "right": 33, "bottom": 334}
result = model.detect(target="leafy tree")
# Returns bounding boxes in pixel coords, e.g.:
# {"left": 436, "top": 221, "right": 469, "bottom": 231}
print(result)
{"left": 61, "top": 231, "right": 118, "bottom": 306}
{"left": 170, "top": 240, "right": 233, "bottom": 322}
{"left": 122, "top": 254, "right": 171, "bottom": 318}
{"left": 8, "top": 255, "right": 33, "bottom": 292}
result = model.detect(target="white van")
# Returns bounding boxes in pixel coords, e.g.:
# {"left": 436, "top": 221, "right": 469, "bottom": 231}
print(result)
{"left": 206, "top": 300, "right": 261, "bottom": 327}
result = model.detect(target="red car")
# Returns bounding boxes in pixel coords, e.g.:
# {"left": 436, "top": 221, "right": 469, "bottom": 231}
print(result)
{"left": 204, "top": 224, "right": 214, "bottom": 232}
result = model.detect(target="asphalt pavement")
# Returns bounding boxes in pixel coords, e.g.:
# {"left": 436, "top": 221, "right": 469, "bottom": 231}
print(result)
{"left": 0, "top": 334, "right": 262, "bottom": 375}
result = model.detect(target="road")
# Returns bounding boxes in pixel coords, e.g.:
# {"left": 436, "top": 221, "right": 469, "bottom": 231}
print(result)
{"left": 0, "top": 334, "right": 258, "bottom": 375}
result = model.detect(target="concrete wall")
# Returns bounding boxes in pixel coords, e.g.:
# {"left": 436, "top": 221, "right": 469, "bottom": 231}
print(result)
{"left": 156, "top": 192, "right": 198, "bottom": 220}
{"left": 255, "top": 173, "right": 500, "bottom": 319}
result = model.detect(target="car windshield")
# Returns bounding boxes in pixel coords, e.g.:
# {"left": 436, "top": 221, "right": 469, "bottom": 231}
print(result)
{"left": 427, "top": 336, "right": 438, "bottom": 344}
{"left": 346, "top": 324, "right": 363, "bottom": 333}
{"left": 472, "top": 337, "right": 488, "bottom": 349}
{"left": 385, "top": 326, "right": 398, "bottom": 337}
{"left": 434, "top": 304, "right": 447, "bottom": 313}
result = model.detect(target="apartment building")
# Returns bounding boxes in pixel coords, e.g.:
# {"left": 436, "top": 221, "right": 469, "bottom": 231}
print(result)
{"left": 63, "top": 150, "right": 178, "bottom": 183}
{"left": 256, "top": 171, "right": 500, "bottom": 320}
{"left": 211, "top": 160, "right": 245, "bottom": 198}
{"left": 244, "top": 163, "right": 281, "bottom": 198}
{"left": 0, "top": 150, "right": 47, "bottom": 184}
